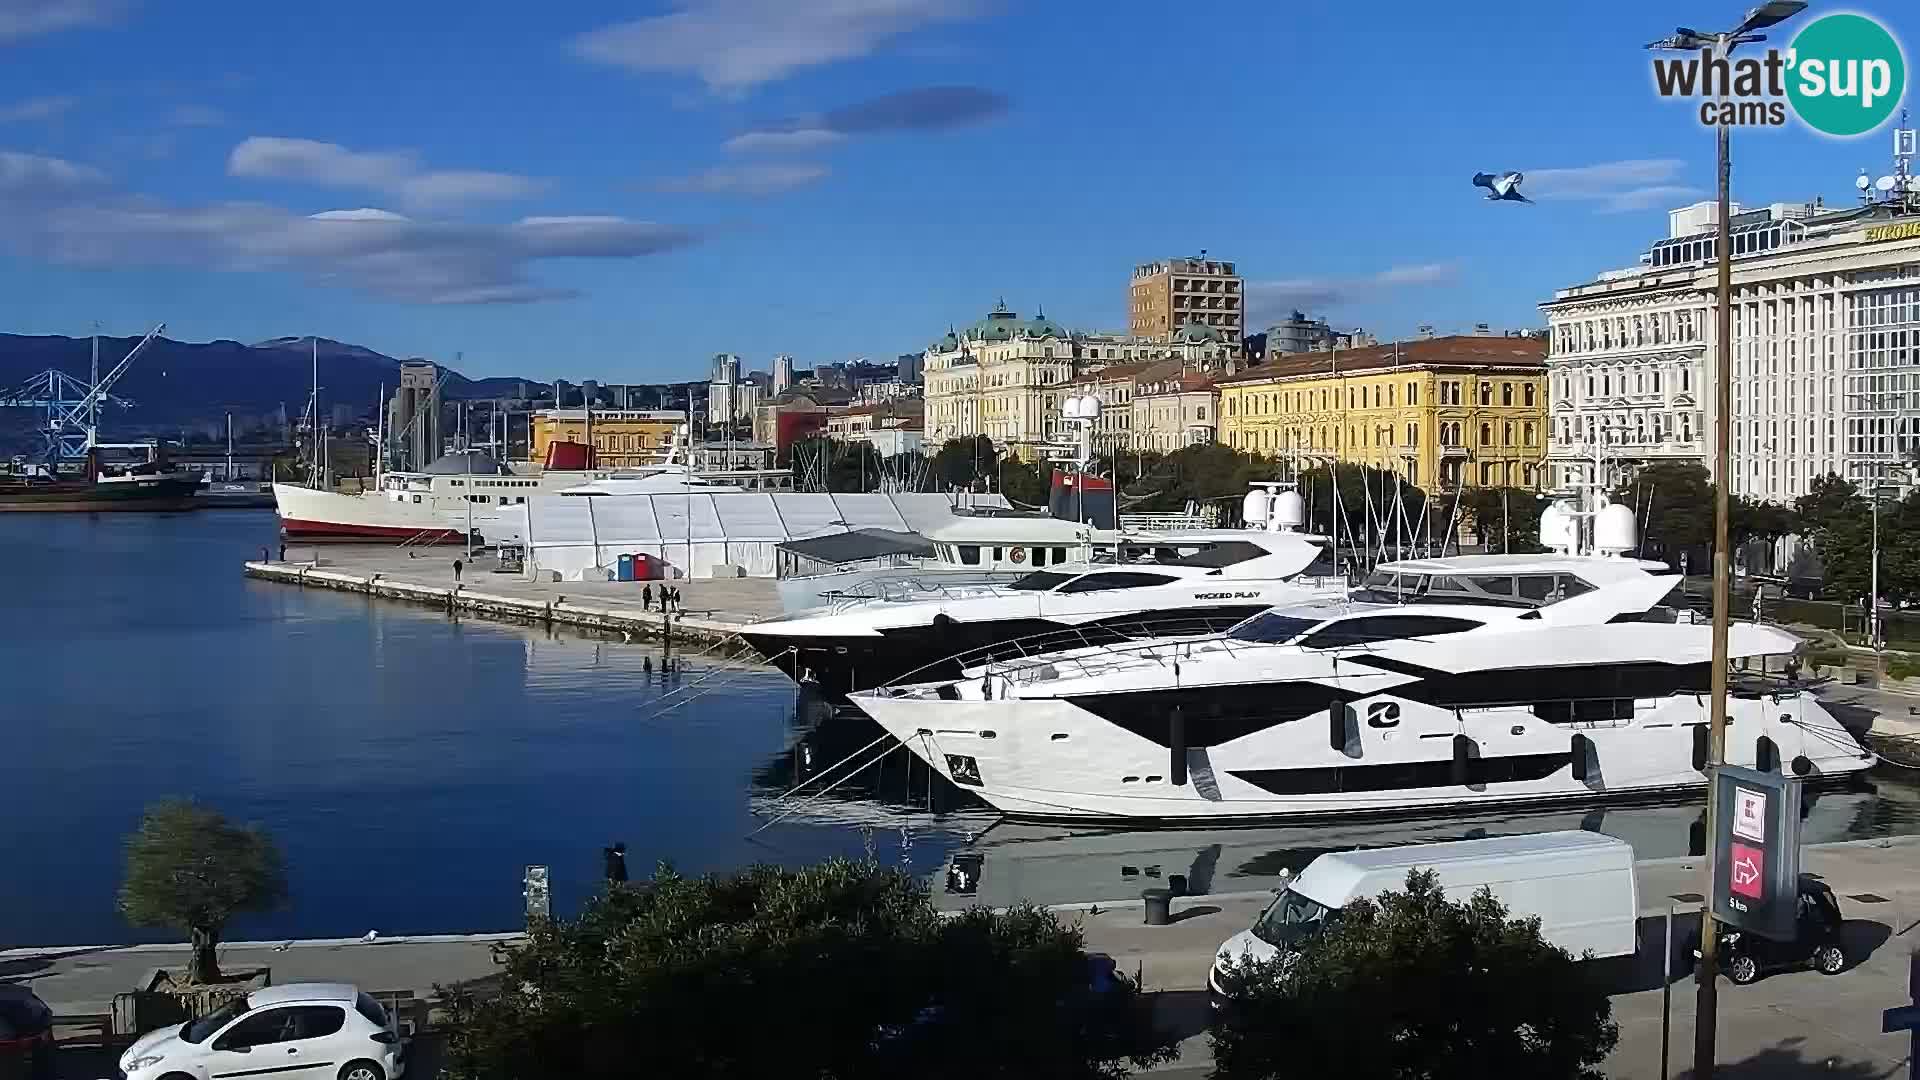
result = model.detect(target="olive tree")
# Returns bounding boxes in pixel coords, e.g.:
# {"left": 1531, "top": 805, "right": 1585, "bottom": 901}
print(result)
{"left": 118, "top": 800, "right": 288, "bottom": 983}
{"left": 1211, "top": 869, "right": 1618, "bottom": 1080}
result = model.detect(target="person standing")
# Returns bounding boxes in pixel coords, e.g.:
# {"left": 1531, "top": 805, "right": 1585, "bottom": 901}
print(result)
{"left": 643, "top": 584, "right": 653, "bottom": 611}
{"left": 453, "top": 558, "right": 464, "bottom": 583}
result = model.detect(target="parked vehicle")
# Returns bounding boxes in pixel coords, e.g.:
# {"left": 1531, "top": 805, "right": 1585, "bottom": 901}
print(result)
{"left": 1209, "top": 831, "right": 1640, "bottom": 1005}
{"left": 1708, "top": 876, "right": 1848, "bottom": 985}
{"left": 0, "top": 986, "right": 54, "bottom": 1080}
{"left": 117, "top": 983, "right": 406, "bottom": 1080}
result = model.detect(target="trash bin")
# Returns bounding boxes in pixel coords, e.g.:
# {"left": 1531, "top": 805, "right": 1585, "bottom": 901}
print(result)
{"left": 616, "top": 554, "right": 635, "bottom": 582}
{"left": 1141, "top": 888, "right": 1172, "bottom": 926}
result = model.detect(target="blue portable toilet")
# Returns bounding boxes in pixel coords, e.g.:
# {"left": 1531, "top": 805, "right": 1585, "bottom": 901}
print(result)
{"left": 616, "top": 553, "right": 635, "bottom": 582}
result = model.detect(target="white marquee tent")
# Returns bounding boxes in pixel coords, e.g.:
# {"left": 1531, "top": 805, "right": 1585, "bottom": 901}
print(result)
{"left": 503, "top": 491, "right": 1010, "bottom": 580}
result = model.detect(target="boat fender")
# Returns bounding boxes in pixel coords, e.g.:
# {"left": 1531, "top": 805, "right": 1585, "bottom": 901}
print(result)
{"left": 1570, "top": 733, "right": 1591, "bottom": 781}
{"left": 1691, "top": 724, "right": 1709, "bottom": 772}
{"left": 1791, "top": 754, "right": 1813, "bottom": 777}
{"left": 1756, "top": 735, "right": 1778, "bottom": 773}
{"left": 1452, "top": 734, "right": 1473, "bottom": 786}
{"left": 933, "top": 613, "right": 954, "bottom": 627}
{"left": 1170, "top": 705, "right": 1188, "bottom": 786}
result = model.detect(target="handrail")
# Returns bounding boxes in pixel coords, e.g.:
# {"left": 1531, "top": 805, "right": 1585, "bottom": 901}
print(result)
{"left": 880, "top": 614, "right": 1260, "bottom": 691}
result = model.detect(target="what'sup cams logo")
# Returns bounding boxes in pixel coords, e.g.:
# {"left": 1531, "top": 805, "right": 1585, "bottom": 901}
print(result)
{"left": 1650, "top": 10, "right": 1907, "bottom": 136}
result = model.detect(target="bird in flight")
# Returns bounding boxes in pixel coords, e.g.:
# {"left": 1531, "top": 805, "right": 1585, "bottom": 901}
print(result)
{"left": 1472, "top": 171, "right": 1531, "bottom": 203}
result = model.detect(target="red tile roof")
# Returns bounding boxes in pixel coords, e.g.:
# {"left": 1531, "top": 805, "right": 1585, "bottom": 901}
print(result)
{"left": 1218, "top": 335, "right": 1546, "bottom": 385}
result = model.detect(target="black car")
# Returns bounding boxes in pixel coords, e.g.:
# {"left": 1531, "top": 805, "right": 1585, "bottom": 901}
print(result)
{"left": 1709, "top": 876, "right": 1848, "bottom": 985}
{"left": 0, "top": 985, "right": 54, "bottom": 1080}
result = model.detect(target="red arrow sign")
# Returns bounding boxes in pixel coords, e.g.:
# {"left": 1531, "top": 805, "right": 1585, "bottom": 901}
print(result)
{"left": 1730, "top": 841, "right": 1765, "bottom": 900}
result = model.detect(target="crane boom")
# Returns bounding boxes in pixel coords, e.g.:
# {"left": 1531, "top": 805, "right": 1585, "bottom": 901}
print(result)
{"left": 61, "top": 322, "right": 166, "bottom": 450}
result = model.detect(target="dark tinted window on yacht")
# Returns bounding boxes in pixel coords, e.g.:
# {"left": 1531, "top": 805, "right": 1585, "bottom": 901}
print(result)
{"left": 1303, "top": 542, "right": 1339, "bottom": 577}
{"left": 1057, "top": 572, "right": 1180, "bottom": 593}
{"left": 1226, "top": 613, "right": 1322, "bottom": 644}
{"left": 1153, "top": 541, "right": 1264, "bottom": 569}
{"left": 1006, "top": 571, "right": 1075, "bottom": 591}
{"left": 957, "top": 545, "right": 981, "bottom": 565}
{"left": 1298, "top": 615, "right": 1482, "bottom": 649}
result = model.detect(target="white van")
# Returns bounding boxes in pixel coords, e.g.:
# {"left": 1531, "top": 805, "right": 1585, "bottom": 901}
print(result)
{"left": 1209, "top": 831, "right": 1638, "bottom": 1002}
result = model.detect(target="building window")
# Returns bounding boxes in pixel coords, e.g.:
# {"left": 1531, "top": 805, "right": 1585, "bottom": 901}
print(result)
{"left": 1480, "top": 422, "right": 1492, "bottom": 446}
{"left": 1502, "top": 383, "right": 1513, "bottom": 406}
{"left": 1480, "top": 383, "right": 1493, "bottom": 406}
{"left": 1407, "top": 422, "right": 1417, "bottom": 445}
{"left": 1524, "top": 384, "right": 1536, "bottom": 407}
{"left": 1408, "top": 382, "right": 1419, "bottom": 405}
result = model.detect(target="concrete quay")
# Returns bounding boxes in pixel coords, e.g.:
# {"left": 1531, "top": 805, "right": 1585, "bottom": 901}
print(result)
{"left": 243, "top": 545, "right": 788, "bottom": 650}
{"left": 1081, "top": 834, "right": 1920, "bottom": 1078}
{"left": 14, "top": 838, "right": 1920, "bottom": 1078}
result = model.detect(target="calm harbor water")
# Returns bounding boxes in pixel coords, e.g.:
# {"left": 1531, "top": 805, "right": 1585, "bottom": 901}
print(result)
{"left": 5, "top": 510, "right": 1920, "bottom": 946}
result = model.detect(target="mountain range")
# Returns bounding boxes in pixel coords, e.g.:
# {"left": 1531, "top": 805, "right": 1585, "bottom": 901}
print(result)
{"left": 0, "top": 333, "right": 545, "bottom": 438}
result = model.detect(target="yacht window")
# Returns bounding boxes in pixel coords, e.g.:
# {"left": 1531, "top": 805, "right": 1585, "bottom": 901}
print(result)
{"left": 993, "top": 547, "right": 1003, "bottom": 561}
{"left": 1056, "top": 572, "right": 1180, "bottom": 593}
{"left": 1032, "top": 547, "right": 1048, "bottom": 567}
{"left": 957, "top": 545, "right": 982, "bottom": 566}
{"left": 1227, "top": 613, "right": 1320, "bottom": 644}
{"left": 1054, "top": 547, "right": 1068, "bottom": 564}
{"left": 1516, "top": 575, "right": 1560, "bottom": 602}
{"left": 1006, "top": 571, "right": 1074, "bottom": 591}
{"left": 1299, "top": 615, "right": 1482, "bottom": 649}
{"left": 1350, "top": 572, "right": 1430, "bottom": 602}
{"left": 1152, "top": 541, "right": 1261, "bottom": 569}
{"left": 1477, "top": 576, "right": 1516, "bottom": 596}
{"left": 1559, "top": 575, "right": 1596, "bottom": 598}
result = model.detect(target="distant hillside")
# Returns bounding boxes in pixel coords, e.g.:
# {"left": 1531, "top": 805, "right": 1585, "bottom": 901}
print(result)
{"left": 0, "top": 334, "right": 549, "bottom": 439}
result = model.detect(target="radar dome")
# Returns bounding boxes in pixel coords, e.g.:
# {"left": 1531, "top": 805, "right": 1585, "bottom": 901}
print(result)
{"left": 1538, "top": 500, "right": 1576, "bottom": 551}
{"left": 1595, "top": 502, "right": 1638, "bottom": 556}
{"left": 1271, "top": 490, "right": 1306, "bottom": 529}
{"left": 1242, "top": 488, "right": 1271, "bottom": 529}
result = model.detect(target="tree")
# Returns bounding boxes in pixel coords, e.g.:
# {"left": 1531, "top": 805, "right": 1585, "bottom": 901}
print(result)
{"left": 1458, "top": 487, "right": 1546, "bottom": 553}
{"left": 929, "top": 435, "right": 999, "bottom": 492}
{"left": 443, "top": 860, "right": 1174, "bottom": 1080}
{"left": 118, "top": 800, "right": 288, "bottom": 983}
{"left": 1211, "top": 869, "right": 1618, "bottom": 1080}
{"left": 1614, "top": 461, "right": 1713, "bottom": 563}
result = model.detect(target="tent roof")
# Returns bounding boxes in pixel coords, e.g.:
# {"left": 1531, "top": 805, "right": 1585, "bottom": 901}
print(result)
{"left": 776, "top": 528, "right": 934, "bottom": 564}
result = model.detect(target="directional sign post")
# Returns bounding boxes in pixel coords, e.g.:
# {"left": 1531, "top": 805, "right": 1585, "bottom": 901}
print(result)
{"left": 1710, "top": 765, "right": 1802, "bottom": 941}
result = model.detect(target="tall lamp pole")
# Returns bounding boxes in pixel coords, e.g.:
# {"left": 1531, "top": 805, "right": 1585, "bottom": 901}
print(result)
{"left": 1647, "top": 5, "right": 1806, "bottom": 1076}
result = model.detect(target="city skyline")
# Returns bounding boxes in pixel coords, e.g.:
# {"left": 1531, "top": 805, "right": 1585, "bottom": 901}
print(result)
{"left": 0, "top": 0, "right": 1915, "bottom": 378}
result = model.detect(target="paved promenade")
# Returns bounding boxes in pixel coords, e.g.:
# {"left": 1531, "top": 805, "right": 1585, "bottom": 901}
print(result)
{"left": 1080, "top": 835, "right": 1920, "bottom": 1077}
{"left": 13, "top": 838, "right": 1919, "bottom": 1077}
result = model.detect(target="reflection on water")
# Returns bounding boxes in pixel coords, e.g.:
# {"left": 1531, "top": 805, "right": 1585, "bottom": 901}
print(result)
{"left": 10, "top": 511, "right": 1918, "bottom": 946}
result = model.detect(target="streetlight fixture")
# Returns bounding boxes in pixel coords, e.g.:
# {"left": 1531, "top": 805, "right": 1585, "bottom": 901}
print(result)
{"left": 1646, "top": 4, "right": 1806, "bottom": 1077}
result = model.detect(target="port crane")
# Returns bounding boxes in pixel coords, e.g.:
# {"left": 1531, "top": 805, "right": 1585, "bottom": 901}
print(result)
{"left": 0, "top": 323, "right": 166, "bottom": 464}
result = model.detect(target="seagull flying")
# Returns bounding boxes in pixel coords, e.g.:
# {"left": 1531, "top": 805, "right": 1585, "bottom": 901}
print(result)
{"left": 1472, "top": 171, "right": 1531, "bottom": 203}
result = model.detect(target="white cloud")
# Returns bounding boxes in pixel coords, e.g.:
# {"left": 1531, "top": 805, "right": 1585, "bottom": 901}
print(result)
{"left": 0, "top": 0, "right": 125, "bottom": 43}
{"left": 651, "top": 162, "right": 828, "bottom": 195}
{"left": 0, "top": 94, "right": 77, "bottom": 122}
{"left": 1522, "top": 159, "right": 1703, "bottom": 212}
{"left": 0, "top": 148, "right": 700, "bottom": 304}
{"left": 1246, "top": 261, "right": 1460, "bottom": 324}
{"left": 573, "top": 0, "right": 989, "bottom": 92}
{"left": 228, "top": 136, "right": 543, "bottom": 210}
{"left": 165, "top": 103, "right": 225, "bottom": 127}
{"left": 0, "top": 149, "right": 106, "bottom": 195}
{"left": 723, "top": 128, "right": 845, "bottom": 154}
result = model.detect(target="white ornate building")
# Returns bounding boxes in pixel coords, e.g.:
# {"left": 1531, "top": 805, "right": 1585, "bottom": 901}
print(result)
{"left": 922, "top": 302, "right": 1234, "bottom": 459}
{"left": 1542, "top": 197, "right": 1920, "bottom": 501}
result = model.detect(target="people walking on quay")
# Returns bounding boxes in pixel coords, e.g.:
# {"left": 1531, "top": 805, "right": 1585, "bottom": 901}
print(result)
{"left": 453, "top": 558, "right": 464, "bottom": 583}
{"left": 643, "top": 584, "right": 653, "bottom": 611}
{"left": 278, "top": 542, "right": 287, "bottom": 562}
{"left": 603, "top": 841, "right": 628, "bottom": 884}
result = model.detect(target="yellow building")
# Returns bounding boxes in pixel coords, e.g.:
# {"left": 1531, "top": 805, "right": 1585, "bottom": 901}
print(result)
{"left": 531, "top": 408, "right": 686, "bottom": 469}
{"left": 1216, "top": 335, "right": 1548, "bottom": 491}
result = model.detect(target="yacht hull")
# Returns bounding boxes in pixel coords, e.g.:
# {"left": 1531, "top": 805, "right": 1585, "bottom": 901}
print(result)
{"left": 741, "top": 604, "right": 1272, "bottom": 696}
{"left": 850, "top": 688, "right": 1873, "bottom": 824}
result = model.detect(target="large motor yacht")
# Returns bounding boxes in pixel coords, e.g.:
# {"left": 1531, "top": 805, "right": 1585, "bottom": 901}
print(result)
{"left": 848, "top": 501, "right": 1873, "bottom": 823}
{"left": 740, "top": 488, "right": 1347, "bottom": 697}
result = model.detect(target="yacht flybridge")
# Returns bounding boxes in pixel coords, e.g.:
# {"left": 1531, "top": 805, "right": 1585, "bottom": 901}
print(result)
{"left": 847, "top": 499, "right": 1873, "bottom": 823}
{"left": 741, "top": 487, "right": 1346, "bottom": 696}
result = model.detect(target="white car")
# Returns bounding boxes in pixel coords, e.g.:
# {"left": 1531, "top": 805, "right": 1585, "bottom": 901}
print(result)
{"left": 117, "top": 982, "right": 406, "bottom": 1080}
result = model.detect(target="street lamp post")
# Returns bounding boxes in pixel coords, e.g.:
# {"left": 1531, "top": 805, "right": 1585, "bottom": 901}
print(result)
{"left": 1646, "top": 5, "right": 1806, "bottom": 1076}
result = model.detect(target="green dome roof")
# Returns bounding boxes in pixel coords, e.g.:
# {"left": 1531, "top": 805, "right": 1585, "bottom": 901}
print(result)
{"left": 1173, "top": 320, "right": 1222, "bottom": 344}
{"left": 959, "top": 300, "right": 1067, "bottom": 343}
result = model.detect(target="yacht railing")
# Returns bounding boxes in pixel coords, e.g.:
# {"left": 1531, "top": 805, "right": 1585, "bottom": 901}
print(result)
{"left": 882, "top": 615, "right": 1261, "bottom": 691}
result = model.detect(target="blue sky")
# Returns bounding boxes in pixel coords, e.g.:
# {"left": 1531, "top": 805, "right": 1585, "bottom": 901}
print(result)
{"left": 0, "top": 0, "right": 1913, "bottom": 380}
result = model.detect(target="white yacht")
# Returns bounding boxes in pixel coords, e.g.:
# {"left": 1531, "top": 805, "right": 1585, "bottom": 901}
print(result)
{"left": 741, "top": 490, "right": 1345, "bottom": 697}
{"left": 848, "top": 503, "right": 1874, "bottom": 823}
